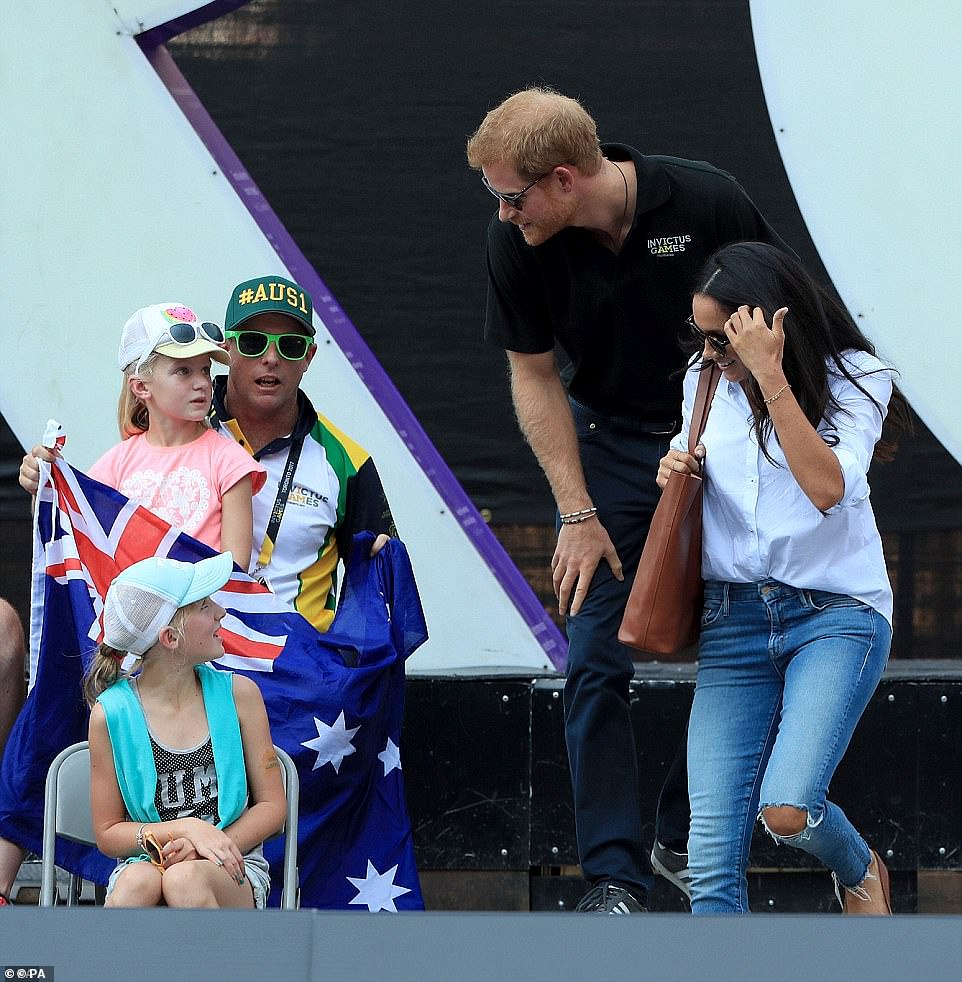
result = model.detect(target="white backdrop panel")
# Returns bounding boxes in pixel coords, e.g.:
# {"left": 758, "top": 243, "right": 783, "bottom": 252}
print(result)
{"left": 750, "top": 1, "right": 962, "bottom": 462}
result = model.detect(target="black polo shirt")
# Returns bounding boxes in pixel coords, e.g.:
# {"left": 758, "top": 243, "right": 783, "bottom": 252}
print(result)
{"left": 483, "top": 144, "right": 790, "bottom": 421}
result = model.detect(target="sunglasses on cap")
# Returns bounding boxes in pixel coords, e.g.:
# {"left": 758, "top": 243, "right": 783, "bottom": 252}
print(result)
{"left": 480, "top": 171, "right": 550, "bottom": 212}
{"left": 160, "top": 321, "right": 225, "bottom": 347}
{"left": 225, "top": 329, "right": 313, "bottom": 361}
{"left": 686, "top": 315, "right": 731, "bottom": 355}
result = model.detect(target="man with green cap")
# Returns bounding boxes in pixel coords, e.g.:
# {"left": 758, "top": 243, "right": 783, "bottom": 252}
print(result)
{"left": 16, "top": 275, "right": 394, "bottom": 631}
{"left": 212, "top": 274, "right": 395, "bottom": 632}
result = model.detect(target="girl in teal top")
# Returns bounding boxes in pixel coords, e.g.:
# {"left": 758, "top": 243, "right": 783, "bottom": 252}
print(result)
{"left": 84, "top": 552, "right": 285, "bottom": 908}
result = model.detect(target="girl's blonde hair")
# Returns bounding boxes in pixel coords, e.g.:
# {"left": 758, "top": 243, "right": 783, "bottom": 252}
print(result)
{"left": 83, "top": 605, "right": 191, "bottom": 706}
{"left": 83, "top": 643, "right": 133, "bottom": 707}
{"left": 116, "top": 353, "right": 159, "bottom": 440}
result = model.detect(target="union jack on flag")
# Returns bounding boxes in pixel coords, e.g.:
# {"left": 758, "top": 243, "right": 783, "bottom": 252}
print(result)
{"left": 0, "top": 457, "right": 427, "bottom": 910}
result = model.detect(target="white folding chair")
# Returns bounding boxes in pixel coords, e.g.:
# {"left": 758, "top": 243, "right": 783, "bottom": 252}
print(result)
{"left": 40, "top": 740, "right": 300, "bottom": 909}
{"left": 40, "top": 741, "right": 94, "bottom": 906}
{"left": 273, "top": 745, "right": 300, "bottom": 910}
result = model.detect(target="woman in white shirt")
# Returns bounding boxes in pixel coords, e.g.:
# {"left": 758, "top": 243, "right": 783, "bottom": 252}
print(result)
{"left": 660, "top": 241, "right": 908, "bottom": 915}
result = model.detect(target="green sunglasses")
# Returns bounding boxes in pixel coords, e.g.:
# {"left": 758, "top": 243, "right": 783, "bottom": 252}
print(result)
{"left": 225, "top": 329, "right": 313, "bottom": 361}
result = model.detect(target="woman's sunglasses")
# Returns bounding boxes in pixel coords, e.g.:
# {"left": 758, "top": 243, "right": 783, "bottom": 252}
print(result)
{"left": 686, "top": 315, "right": 731, "bottom": 355}
{"left": 225, "top": 330, "right": 313, "bottom": 361}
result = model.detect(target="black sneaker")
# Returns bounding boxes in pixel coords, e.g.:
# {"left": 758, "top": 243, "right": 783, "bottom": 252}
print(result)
{"left": 574, "top": 881, "right": 647, "bottom": 914}
{"left": 650, "top": 841, "right": 691, "bottom": 899}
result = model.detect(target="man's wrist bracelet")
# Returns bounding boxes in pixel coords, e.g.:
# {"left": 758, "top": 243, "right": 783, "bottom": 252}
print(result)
{"left": 560, "top": 507, "right": 598, "bottom": 525}
{"left": 559, "top": 506, "right": 596, "bottom": 520}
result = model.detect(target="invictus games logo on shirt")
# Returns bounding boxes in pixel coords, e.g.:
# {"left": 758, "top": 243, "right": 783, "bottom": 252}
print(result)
{"left": 290, "top": 485, "right": 328, "bottom": 508}
{"left": 648, "top": 234, "right": 692, "bottom": 256}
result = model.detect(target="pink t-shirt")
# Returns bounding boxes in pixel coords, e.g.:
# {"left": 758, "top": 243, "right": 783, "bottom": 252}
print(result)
{"left": 89, "top": 428, "right": 266, "bottom": 550}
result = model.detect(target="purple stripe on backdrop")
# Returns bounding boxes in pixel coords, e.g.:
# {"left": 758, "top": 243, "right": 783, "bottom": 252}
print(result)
{"left": 136, "top": 1, "right": 250, "bottom": 49}
{"left": 136, "top": 27, "right": 566, "bottom": 668}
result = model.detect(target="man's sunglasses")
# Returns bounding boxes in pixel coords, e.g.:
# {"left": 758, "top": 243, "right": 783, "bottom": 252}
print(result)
{"left": 161, "top": 321, "right": 225, "bottom": 346}
{"left": 225, "top": 330, "right": 313, "bottom": 361}
{"left": 686, "top": 315, "right": 731, "bottom": 355}
{"left": 481, "top": 171, "right": 550, "bottom": 211}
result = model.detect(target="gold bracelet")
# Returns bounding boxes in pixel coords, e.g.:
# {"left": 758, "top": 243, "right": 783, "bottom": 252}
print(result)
{"left": 763, "top": 383, "right": 791, "bottom": 406}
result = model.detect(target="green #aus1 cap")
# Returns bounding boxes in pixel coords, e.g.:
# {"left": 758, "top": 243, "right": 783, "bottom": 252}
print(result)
{"left": 225, "top": 275, "right": 315, "bottom": 336}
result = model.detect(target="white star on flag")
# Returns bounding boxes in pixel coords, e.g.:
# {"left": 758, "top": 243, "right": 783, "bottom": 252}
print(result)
{"left": 347, "top": 860, "right": 411, "bottom": 912}
{"left": 377, "top": 737, "right": 402, "bottom": 776}
{"left": 301, "top": 710, "right": 359, "bottom": 772}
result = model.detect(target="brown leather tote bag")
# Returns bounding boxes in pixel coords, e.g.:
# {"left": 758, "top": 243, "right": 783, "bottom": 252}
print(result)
{"left": 618, "top": 363, "right": 720, "bottom": 658}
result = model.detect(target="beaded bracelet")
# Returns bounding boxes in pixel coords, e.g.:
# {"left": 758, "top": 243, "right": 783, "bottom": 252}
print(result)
{"left": 560, "top": 506, "right": 598, "bottom": 525}
{"left": 559, "top": 506, "right": 596, "bottom": 520}
{"left": 136, "top": 823, "right": 148, "bottom": 852}
{"left": 763, "top": 383, "right": 791, "bottom": 406}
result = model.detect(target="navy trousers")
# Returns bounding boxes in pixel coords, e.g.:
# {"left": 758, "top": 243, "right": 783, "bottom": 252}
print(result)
{"left": 564, "top": 398, "right": 689, "bottom": 895}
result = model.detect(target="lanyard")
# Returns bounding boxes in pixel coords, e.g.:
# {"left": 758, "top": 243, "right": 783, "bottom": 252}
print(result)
{"left": 255, "top": 434, "right": 305, "bottom": 570}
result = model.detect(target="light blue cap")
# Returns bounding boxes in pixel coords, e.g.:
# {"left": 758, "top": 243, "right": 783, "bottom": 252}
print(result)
{"left": 102, "top": 552, "right": 234, "bottom": 655}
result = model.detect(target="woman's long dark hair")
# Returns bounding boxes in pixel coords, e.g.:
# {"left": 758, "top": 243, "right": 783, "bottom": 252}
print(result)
{"left": 692, "top": 241, "right": 909, "bottom": 462}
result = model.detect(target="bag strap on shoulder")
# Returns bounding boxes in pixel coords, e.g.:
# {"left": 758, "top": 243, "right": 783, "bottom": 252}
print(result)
{"left": 687, "top": 363, "right": 721, "bottom": 454}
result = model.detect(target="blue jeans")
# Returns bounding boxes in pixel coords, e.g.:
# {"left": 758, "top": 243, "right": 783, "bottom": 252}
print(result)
{"left": 687, "top": 580, "right": 891, "bottom": 913}
{"left": 563, "top": 398, "right": 678, "bottom": 894}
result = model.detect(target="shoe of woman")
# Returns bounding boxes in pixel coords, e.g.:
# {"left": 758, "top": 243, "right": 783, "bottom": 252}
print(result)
{"left": 834, "top": 849, "right": 892, "bottom": 915}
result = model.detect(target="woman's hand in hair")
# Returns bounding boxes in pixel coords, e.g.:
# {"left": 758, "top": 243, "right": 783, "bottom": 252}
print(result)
{"left": 657, "top": 446, "right": 705, "bottom": 490}
{"left": 725, "top": 305, "right": 788, "bottom": 387}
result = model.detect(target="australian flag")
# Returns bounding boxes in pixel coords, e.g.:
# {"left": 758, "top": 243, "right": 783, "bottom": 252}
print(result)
{"left": 0, "top": 456, "right": 426, "bottom": 910}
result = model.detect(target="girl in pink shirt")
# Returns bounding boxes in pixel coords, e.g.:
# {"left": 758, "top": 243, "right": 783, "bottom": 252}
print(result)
{"left": 88, "top": 303, "right": 265, "bottom": 570}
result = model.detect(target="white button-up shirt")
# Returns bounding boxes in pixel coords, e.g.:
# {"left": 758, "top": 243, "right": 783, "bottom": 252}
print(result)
{"left": 671, "top": 349, "right": 894, "bottom": 623}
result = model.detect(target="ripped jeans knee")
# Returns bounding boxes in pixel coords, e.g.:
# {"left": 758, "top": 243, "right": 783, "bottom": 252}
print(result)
{"left": 759, "top": 799, "right": 871, "bottom": 889}
{"left": 759, "top": 803, "right": 821, "bottom": 843}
